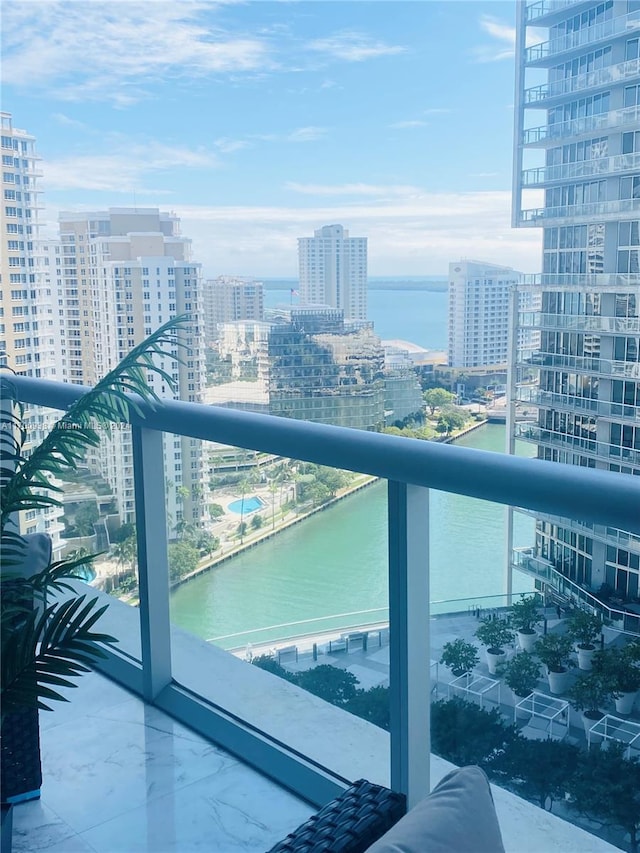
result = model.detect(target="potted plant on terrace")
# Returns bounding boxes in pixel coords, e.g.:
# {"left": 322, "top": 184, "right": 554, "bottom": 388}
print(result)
{"left": 503, "top": 651, "right": 541, "bottom": 706}
{"left": 566, "top": 609, "right": 602, "bottom": 670}
{"left": 595, "top": 644, "right": 640, "bottom": 715}
{"left": 568, "top": 672, "right": 610, "bottom": 742}
{"left": 535, "top": 633, "right": 575, "bottom": 694}
{"left": 509, "top": 593, "right": 542, "bottom": 652}
{"left": 1, "top": 318, "right": 186, "bottom": 805}
{"left": 475, "top": 618, "right": 514, "bottom": 675}
{"left": 440, "top": 640, "right": 480, "bottom": 678}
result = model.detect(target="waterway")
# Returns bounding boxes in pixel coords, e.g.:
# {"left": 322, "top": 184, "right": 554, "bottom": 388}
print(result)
{"left": 170, "top": 424, "right": 535, "bottom": 649}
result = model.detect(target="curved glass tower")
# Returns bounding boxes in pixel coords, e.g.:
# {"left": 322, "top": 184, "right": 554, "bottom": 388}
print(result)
{"left": 512, "top": 0, "right": 640, "bottom": 620}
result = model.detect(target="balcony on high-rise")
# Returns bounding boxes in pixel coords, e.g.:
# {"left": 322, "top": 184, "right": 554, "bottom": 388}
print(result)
{"left": 525, "top": 9, "right": 640, "bottom": 65}
{"left": 6, "top": 374, "right": 639, "bottom": 853}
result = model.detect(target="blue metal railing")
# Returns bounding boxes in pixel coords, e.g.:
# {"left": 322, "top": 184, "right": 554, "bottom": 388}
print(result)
{"left": 10, "top": 375, "right": 640, "bottom": 535}
{"left": 8, "top": 374, "right": 640, "bottom": 809}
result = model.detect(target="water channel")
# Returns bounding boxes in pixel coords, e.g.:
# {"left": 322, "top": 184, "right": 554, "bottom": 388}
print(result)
{"left": 170, "top": 424, "right": 536, "bottom": 649}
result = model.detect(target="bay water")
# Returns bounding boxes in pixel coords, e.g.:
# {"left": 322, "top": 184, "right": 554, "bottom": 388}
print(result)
{"left": 171, "top": 424, "right": 535, "bottom": 649}
{"left": 264, "top": 279, "right": 449, "bottom": 350}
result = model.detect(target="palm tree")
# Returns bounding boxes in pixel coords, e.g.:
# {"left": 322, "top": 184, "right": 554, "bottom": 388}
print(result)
{"left": 268, "top": 480, "right": 278, "bottom": 531}
{"left": 1, "top": 316, "right": 189, "bottom": 717}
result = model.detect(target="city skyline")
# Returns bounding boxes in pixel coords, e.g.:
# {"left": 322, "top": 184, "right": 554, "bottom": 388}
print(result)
{"left": 3, "top": 1, "right": 542, "bottom": 277}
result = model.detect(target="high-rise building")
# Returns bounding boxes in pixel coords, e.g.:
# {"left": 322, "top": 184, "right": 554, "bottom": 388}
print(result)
{"left": 511, "top": 1, "right": 640, "bottom": 608}
{"left": 0, "top": 112, "right": 65, "bottom": 550}
{"left": 298, "top": 225, "right": 368, "bottom": 321}
{"left": 448, "top": 260, "right": 523, "bottom": 368}
{"left": 55, "top": 208, "right": 205, "bottom": 528}
{"left": 268, "top": 308, "right": 384, "bottom": 428}
{"left": 203, "top": 276, "right": 264, "bottom": 343}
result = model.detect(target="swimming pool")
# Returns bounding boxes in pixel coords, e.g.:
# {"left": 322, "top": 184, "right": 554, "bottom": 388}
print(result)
{"left": 227, "top": 495, "right": 265, "bottom": 515}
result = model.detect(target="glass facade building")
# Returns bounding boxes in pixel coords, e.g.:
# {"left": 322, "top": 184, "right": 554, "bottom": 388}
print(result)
{"left": 268, "top": 308, "right": 385, "bottom": 429}
{"left": 512, "top": 0, "right": 640, "bottom": 604}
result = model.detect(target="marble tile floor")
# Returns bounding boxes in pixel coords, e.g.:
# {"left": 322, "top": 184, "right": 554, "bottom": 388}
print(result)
{"left": 11, "top": 671, "right": 315, "bottom": 853}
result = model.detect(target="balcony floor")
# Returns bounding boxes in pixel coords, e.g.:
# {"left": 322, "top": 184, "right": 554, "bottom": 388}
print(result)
{"left": 11, "top": 671, "right": 315, "bottom": 852}
{"left": 10, "top": 608, "right": 624, "bottom": 853}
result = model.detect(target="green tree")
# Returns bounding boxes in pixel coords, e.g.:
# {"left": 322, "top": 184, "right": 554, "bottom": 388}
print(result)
{"left": 566, "top": 743, "right": 640, "bottom": 853}
{"left": 208, "top": 503, "right": 224, "bottom": 520}
{"left": 251, "top": 655, "right": 297, "bottom": 683}
{"left": 236, "top": 521, "right": 248, "bottom": 539}
{"left": 195, "top": 531, "right": 219, "bottom": 557}
{"left": 316, "top": 466, "right": 349, "bottom": 497}
{"left": 174, "top": 518, "right": 196, "bottom": 542}
{"left": 175, "top": 485, "right": 190, "bottom": 504}
{"left": 168, "top": 541, "right": 199, "bottom": 582}
{"left": 110, "top": 522, "right": 136, "bottom": 544}
{"left": 73, "top": 501, "right": 99, "bottom": 537}
{"left": 423, "top": 388, "right": 456, "bottom": 415}
{"left": 251, "top": 514, "right": 264, "bottom": 530}
{"left": 296, "top": 665, "right": 359, "bottom": 707}
{"left": 491, "top": 737, "right": 579, "bottom": 811}
{"left": 298, "top": 479, "right": 331, "bottom": 507}
{"left": 431, "top": 698, "right": 518, "bottom": 769}
{"left": 436, "top": 407, "right": 468, "bottom": 436}
{"left": 268, "top": 480, "right": 279, "bottom": 530}
{"left": 112, "top": 537, "right": 136, "bottom": 573}
{"left": 345, "top": 685, "right": 390, "bottom": 730}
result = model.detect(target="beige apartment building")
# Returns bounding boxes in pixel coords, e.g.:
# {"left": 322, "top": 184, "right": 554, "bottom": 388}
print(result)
{"left": 55, "top": 208, "right": 206, "bottom": 528}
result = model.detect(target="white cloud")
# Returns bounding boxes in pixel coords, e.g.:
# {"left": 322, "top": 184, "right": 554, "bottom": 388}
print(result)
{"left": 2, "top": 2, "right": 272, "bottom": 104}
{"left": 422, "top": 108, "right": 452, "bottom": 116}
{"left": 214, "top": 137, "right": 252, "bottom": 154}
{"left": 472, "top": 15, "right": 544, "bottom": 63}
{"left": 137, "top": 192, "right": 541, "bottom": 276}
{"left": 39, "top": 190, "right": 541, "bottom": 276}
{"left": 389, "top": 120, "right": 428, "bottom": 129}
{"left": 308, "top": 31, "right": 406, "bottom": 62}
{"left": 251, "top": 127, "right": 328, "bottom": 145}
{"left": 41, "top": 142, "right": 219, "bottom": 193}
{"left": 51, "top": 112, "right": 91, "bottom": 131}
{"left": 285, "top": 127, "right": 327, "bottom": 143}
{"left": 285, "top": 182, "right": 423, "bottom": 198}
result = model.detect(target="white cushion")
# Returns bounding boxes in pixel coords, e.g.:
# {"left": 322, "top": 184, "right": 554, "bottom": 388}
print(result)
{"left": 365, "top": 766, "right": 505, "bottom": 853}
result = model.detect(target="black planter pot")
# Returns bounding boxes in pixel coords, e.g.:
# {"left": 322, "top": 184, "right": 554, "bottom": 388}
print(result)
{"left": 0, "top": 708, "right": 42, "bottom": 804}
{"left": 1, "top": 803, "right": 13, "bottom": 853}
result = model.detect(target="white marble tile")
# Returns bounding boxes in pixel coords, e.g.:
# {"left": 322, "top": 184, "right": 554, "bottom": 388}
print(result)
{"left": 39, "top": 670, "right": 135, "bottom": 732}
{"left": 40, "top": 834, "right": 99, "bottom": 853}
{"left": 81, "top": 762, "right": 314, "bottom": 853}
{"left": 37, "top": 701, "right": 239, "bottom": 834}
{"left": 11, "top": 799, "right": 79, "bottom": 852}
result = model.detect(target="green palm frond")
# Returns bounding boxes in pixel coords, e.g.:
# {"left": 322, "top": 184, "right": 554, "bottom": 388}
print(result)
{"left": 1, "top": 595, "right": 118, "bottom": 718}
{"left": 1, "top": 316, "right": 192, "bottom": 717}
{"left": 1, "top": 315, "right": 190, "bottom": 543}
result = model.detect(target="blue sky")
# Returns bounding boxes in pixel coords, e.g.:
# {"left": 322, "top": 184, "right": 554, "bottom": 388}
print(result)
{"left": 3, "top": 0, "right": 542, "bottom": 276}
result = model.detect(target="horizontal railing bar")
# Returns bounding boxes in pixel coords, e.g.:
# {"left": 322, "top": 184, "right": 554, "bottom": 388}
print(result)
{"left": 9, "top": 374, "right": 640, "bottom": 535}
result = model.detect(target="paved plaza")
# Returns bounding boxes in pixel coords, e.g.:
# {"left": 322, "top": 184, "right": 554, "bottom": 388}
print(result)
{"left": 242, "top": 605, "right": 639, "bottom": 751}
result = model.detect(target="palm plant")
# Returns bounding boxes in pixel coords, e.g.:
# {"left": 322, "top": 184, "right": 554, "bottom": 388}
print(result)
{"left": 1, "top": 317, "right": 188, "bottom": 720}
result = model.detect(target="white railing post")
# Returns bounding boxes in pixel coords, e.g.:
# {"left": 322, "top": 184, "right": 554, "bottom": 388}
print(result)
{"left": 132, "top": 425, "right": 172, "bottom": 700}
{"left": 388, "top": 481, "right": 430, "bottom": 808}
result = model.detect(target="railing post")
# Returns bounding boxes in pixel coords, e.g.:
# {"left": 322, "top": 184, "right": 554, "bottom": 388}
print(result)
{"left": 132, "top": 425, "right": 172, "bottom": 700}
{"left": 504, "top": 282, "right": 520, "bottom": 605}
{"left": 388, "top": 481, "right": 430, "bottom": 808}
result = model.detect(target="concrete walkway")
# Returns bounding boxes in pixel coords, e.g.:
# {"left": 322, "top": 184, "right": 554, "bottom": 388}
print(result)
{"left": 242, "top": 605, "right": 640, "bottom": 752}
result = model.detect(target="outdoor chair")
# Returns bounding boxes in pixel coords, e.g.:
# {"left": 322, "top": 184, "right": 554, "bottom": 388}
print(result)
{"left": 269, "top": 765, "right": 504, "bottom": 853}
